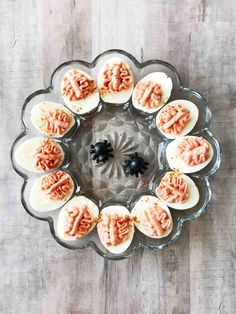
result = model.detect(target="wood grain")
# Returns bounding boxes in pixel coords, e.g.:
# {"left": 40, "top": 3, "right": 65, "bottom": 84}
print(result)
{"left": 0, "top": 0, "right": 235, "bottom": 313}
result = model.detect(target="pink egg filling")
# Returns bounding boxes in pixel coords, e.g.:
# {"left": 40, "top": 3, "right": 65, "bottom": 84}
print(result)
{"left": 98, "top": 214, "right": 131, "bottom": 246}
{"left": 43, "top": 109, "right": 72, "bottom": 136}
{"left": 63, "top": 205, "right": 94, "bottom": 238}
{"left": 156, "top": 173, "right": 189, "bottom": 204}
{"left": 100, "top": 62, "right": 132, "bottom": 94}
{"left": 177, "top": 137, "right": 209, "bottom": 166}
{"left": 158, "top": 103, "right": 191, "bottom": 135}
{"left": 41, "top": 171, "right": 72, "bottom": 200}
{"left": 62, "top": 69, "right": 96, "bottom": 101}
{"left": 34, "top": 139, "right": 63, "bottom": 171}
{"left": 136, "top": 202, "right": 171, "bottom": 237}
{"left": 134, "top": 81, "right": 162, "bottom": 109}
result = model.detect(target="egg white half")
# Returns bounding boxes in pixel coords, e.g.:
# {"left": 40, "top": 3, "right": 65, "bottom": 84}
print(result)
{"left": 57, "top": 195, "right": 99, "bottom": 241}
{"left": 156, "top": 172, "right": 199, "bottom": 210}
{"left": 61, "top": 69, "right": 100, "bottom": 115}
{"left": 156, "top": 99, "right": 199, "bottom": 139}
{"left": 132, "top": 72, "right": 173, "bottom": 114}
{"left": 97, "top": 205, "right": 134, "bottom": 254}
{"left": 97, "top": 57, "right": 134, "bottom": 104}
{"left": 166, "top": 136, "right": 214, "bottom": 173}
{"left": 131, "top": 195, "right": 173, "bottom": 238}
{"left": 31, "top": 101, "right": 75, "bottom": 138}
{"left": 29, "top": 172, "right": 74, "bottom": 212}
{"left": 15, "top": 137, "right": 64, "bottom": 173}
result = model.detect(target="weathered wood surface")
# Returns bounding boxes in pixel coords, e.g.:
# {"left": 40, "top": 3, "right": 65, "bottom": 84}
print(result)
{"left": 0, "top": 0, "right": 235, "bottom": 313}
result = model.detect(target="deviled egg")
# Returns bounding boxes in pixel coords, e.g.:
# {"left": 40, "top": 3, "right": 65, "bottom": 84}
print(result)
{"left": 29, "top": 170, "right": 74, "bottom": 212}
{"left": 166, "top": 135, "right": 213, "bottom": 173}
{"left": 15, "top": 137, "right": 64, "bottom": 172}
{"left": 57, "top": 196, "right": 99, "bottom": 241}
{"left": 131, "top": 195, "right": 173, "bottom": 238}
{"left": 97, "top": 205, "right": 134, "bottom": 254}
{"left": 156, "top": 100, "right": 199, "bottom": 139}
{"left": 97, "top": 57, "right": 134, "bottom": 104}
{"left": 61, "top": 68, "right": 100, "bottom": 114}
{"left": 31, "top": 101, "right": 75, "bottom": 137}
{"left": 156, "top": 171, "right": 199, "bottom": 210}
{"left": 132, "top": 72, "right": 172, "bottom": 114}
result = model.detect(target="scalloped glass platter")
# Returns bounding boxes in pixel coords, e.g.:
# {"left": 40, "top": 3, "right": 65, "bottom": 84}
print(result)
{"left": 11, "top": 49, "right": 221, "bottom": 259}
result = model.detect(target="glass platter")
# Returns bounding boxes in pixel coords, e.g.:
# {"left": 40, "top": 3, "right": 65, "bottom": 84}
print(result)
{"left": 11, "top": 49, "right": 222, "bottom": 260}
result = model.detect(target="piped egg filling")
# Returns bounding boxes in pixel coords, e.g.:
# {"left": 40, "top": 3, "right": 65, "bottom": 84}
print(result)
{"left": 41, "top": 171, "right": 73, "bottom": 200}
{"left": 99, "top": 61, "right": 133, "bottom": 95}
{"left": 63, "top": 205, "right": 95, "bottom": 238}
{"left": 62, "top": 68, "right": 96, "bottom": 101}
{"left": 156, "top": 172, "right": 189, "bottom": 204}
{"left": 135, "top": 202, "right": 172, "bottom": 237}
{"left": 43, "top": 109, "right": 72, "bottom": 136}
{"left": 98, "top": 214, "right": 131, "bottom": 247}
{"left": 134, "top": 81, "right": 162, "bottom": 109}
{"left": 157, "top": 103, "right": 191, "bottom": 135}
{"left": 34, "top": 138, "right": 63, "bottom": 171}
{"left": 177, "top": 136, "right": 209, "bottom": 166}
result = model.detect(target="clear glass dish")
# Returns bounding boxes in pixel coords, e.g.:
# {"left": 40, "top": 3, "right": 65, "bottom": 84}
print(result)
{"left": 11, "top": 49, "right": 222, "bottom": 260}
